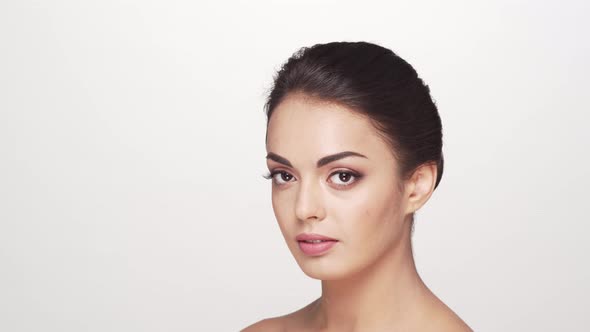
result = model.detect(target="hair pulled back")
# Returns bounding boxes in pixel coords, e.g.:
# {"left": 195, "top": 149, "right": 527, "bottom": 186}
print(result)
{"left": 264, "top": 41, "right": 444, "bottom": 192}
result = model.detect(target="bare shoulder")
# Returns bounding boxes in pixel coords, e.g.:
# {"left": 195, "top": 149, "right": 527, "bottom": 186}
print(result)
{"left": 240, "top": 307, "right": 313, "bottom": 332}
{"left": 426, "top": 300, "right": 473, "bottom": 332}
{"left": 434, "top": 310, "right": 473, "bottom": 332}
{"left": 240, "top": 316, "right": 285, "bottom": 332}
{"left": 240, "top": 300, "right": 317, "bottom": 332}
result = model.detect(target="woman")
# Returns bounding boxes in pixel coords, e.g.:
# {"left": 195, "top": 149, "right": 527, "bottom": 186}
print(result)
{"left": 243, "top": 41, "right": 472, "bottom": 331}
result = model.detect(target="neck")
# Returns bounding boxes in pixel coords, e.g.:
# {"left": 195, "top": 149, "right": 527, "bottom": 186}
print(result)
{"left": 307, "top": 224, "right": 431, "bottom": 331}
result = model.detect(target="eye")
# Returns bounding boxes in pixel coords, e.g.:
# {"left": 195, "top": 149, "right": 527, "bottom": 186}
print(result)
{"left": 329, "top": 171, "right": 361, "bottom": 187}
{"left": 262, "top": 170, "right": 295, "bottom": 186}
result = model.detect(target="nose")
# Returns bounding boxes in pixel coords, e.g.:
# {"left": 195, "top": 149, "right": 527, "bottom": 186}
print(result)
{"left": 294, "top": 177, "right": 326, "bottom": 223}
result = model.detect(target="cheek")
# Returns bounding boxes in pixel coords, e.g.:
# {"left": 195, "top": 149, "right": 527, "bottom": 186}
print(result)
{"left": 334, "top": 184, "right": 402, "bottom": 246}
{"left": 271, "top": 190, "right": 293, "bottom": 232}
{"left": 367, "top": 190, "right": 406, "bottom": 250}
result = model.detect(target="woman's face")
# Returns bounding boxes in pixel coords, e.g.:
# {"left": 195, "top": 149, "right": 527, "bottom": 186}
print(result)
{"left": 265, "top": 93, "right": 413, "bottom": 280}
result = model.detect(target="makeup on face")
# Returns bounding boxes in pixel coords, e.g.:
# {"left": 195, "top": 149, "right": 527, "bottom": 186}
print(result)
{"left": 264, "top": 151, "right": 367, "bottom": 189}
{"left": 266, "top": 96, "right": 405, "bottom": 277}
{"left": 296, "top": 232, "right": 339, "bottom": 256}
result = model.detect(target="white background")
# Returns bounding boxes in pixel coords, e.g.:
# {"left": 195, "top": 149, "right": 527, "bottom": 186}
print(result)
{"left": 1, "top": 1, "right": 588, "bottom": 331}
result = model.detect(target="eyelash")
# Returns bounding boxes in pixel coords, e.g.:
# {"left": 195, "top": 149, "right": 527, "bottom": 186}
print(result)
{"left": 262, "top": 170, "right": 362, "bottom": 188}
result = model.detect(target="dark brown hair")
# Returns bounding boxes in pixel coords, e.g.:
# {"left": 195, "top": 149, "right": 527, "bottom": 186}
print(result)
{"left": 264, "top": 41, "right": 444, "bottom": 195}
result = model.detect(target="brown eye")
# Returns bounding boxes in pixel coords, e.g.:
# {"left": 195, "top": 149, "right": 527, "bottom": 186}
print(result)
{"left": 329, "top": 171, "right": 359, "bottom": 187}
{"left": 272, "top": 171, "right": 294, "bottom": 185}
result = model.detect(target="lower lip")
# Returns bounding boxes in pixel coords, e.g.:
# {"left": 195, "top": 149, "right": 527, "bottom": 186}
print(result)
{"left": 297, "top": 240, "right": 338, "bottom": 256}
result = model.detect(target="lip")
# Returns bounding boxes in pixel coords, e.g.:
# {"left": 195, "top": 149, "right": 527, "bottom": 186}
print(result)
{"left": 296, "top": 233, "right": 339, "bottom": 256}
{"left": 296, "top": 233, "right": 338, "bottom": 241}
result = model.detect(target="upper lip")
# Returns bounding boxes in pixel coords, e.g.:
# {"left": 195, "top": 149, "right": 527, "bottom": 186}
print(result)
{"left": 296, "top": 233, "right": 338, "bottom": 241}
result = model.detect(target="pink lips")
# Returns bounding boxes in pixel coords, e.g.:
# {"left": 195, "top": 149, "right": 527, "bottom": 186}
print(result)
{"left": 296, "top": 233, "right": 339, "bottom": 256}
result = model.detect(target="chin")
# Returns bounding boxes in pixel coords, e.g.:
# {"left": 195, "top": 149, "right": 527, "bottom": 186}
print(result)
{"left": 294, "top": 255, "right": 360, "bottom": 281}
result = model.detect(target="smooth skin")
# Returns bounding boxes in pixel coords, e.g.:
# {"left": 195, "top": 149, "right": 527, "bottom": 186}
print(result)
{"left": 243, "top": 92, "right": 472, "bottom": 332}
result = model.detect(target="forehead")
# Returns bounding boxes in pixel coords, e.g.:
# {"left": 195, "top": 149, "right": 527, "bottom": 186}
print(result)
{"left": 266, "top": 94, "right": 393, "bottom": 165}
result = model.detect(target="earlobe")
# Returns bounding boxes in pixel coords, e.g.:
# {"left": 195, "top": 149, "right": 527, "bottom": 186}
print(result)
{"left": 405, "top": 163, "right": 437, "bottom": 214}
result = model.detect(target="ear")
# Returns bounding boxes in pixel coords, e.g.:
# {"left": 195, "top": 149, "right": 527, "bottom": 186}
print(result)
{"left": 403, "top": 163, "right": 437, "bottom": 215}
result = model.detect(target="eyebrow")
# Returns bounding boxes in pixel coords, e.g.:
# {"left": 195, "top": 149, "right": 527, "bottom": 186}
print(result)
{"left": 266, "top": 151, "right": 368, "bottom": 168}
